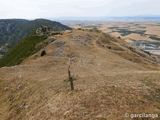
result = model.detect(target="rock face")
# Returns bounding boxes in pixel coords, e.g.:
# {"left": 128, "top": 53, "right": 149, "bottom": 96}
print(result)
{"left": 0, "top": 19, "right": 72, "bottom": 55}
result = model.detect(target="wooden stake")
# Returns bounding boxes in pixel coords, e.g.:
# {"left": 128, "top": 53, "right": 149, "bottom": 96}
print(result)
{"left": 68, "top": 66, "right": 74, "bottom": 90}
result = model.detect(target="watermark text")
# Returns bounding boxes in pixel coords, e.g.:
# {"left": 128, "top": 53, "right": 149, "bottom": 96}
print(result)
{"left": 125, "top": 113, "right": 158, "bottom": 119}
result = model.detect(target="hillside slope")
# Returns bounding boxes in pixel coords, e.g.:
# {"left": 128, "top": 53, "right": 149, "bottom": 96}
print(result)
{"left": 0, "top": 31, "right": 47, "bottom": 67}
{"left": 0, "top": 19, "right": 72, "bottom": 55}
{"left": 0, "top": 29, "right": 160, "bottom": 120}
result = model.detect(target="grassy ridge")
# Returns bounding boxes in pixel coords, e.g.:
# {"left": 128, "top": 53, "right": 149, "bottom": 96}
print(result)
{"left": 0, "top": 32, "right": 47, "bottom": 67}
{"left": 0, "top": 19, "right": 72, "bottom": 51}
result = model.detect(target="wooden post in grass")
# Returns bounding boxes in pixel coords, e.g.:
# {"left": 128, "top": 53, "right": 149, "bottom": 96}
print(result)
{"left": 68, "top": 66, "right": 74, "bottom": 90}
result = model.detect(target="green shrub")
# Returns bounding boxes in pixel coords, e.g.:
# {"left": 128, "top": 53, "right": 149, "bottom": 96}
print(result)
{"left": 41, "top": 51, "right": 46, "bottom": 56}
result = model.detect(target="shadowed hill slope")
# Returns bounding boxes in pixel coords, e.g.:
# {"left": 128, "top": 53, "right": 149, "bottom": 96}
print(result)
{"left": 0, "top": 31, "right": 47, "bottom": 67}
{"left": 0, "top": 19, "right": 72, "bottom": 55}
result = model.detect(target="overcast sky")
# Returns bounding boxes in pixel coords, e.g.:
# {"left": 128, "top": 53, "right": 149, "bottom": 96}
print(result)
{"left": 0, "top": 0, "right": 160, "bottom": 19}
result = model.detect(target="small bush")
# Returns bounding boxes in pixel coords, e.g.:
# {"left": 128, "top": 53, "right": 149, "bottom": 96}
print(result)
{"left": 41, "top": 50, "right": 46, "bottom": 56}
{"left": 77, "top": 28, "right": 82, "bottom": 30}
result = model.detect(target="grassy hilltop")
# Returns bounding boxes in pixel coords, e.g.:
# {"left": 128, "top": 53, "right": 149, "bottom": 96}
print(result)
{"left": 0, "top": 28, "right": 160, "bottom": 120}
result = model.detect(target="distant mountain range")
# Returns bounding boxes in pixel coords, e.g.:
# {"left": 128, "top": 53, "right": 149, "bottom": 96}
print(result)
{"left": 0, "top": 19, "right": 72, "bottom": 55}
{"left": 53, "top": 15, "right": 160, "bottom": 22}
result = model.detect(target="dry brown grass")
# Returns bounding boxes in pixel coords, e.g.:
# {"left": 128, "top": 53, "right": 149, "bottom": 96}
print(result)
{"left": 0, "top": 29, "right": 160, "bottom": 120}
{"left": 146, "top": 26, "right": 160, "bottom": 36}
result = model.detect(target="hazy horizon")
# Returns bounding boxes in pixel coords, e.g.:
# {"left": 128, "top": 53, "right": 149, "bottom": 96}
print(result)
{"left": 0, "top": 0, "right": 160, "bottom": 20}
{"left": 1, "top": 15, "right": 160, "bottom": 22}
